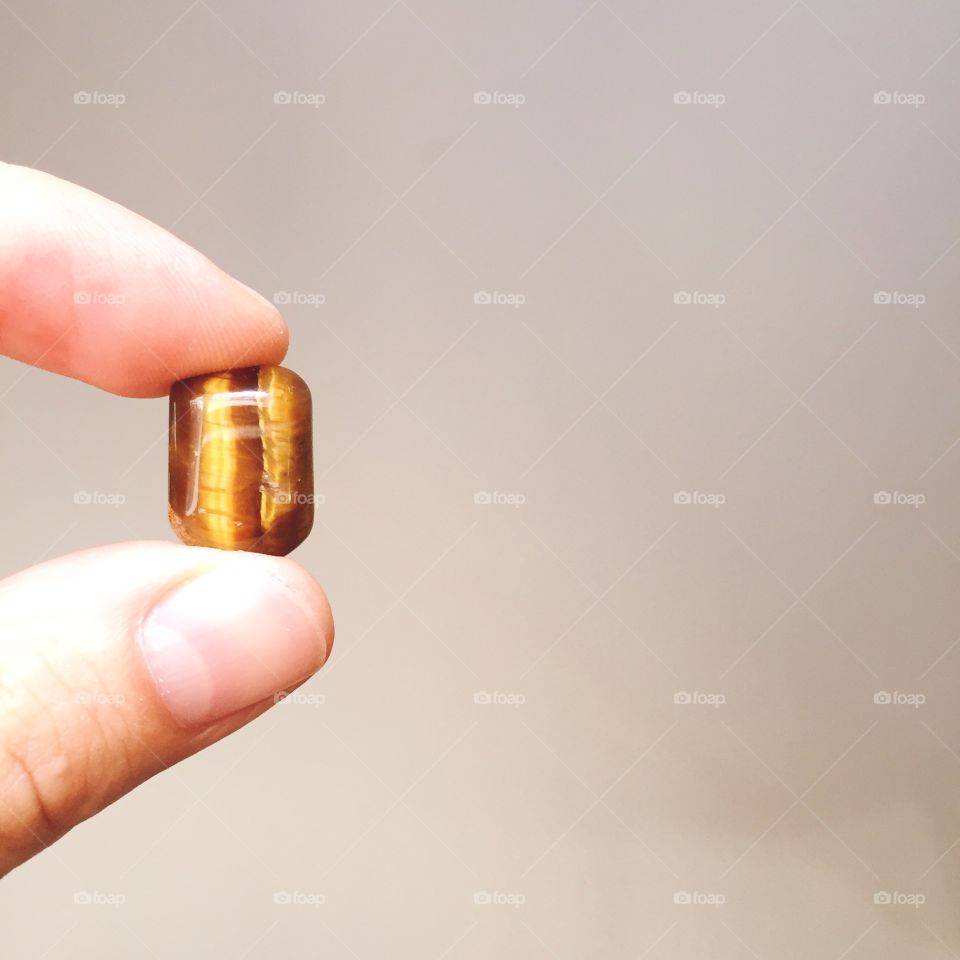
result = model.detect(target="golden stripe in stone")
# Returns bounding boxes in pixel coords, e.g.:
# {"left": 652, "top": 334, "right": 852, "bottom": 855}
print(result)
{"left": 195, "top": 369, "right": 263, "bottom": 550}
{"left": 257, "top": 366, "right": 313, "bottom": 555}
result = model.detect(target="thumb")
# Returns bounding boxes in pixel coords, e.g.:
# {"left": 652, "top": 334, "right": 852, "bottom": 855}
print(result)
{"left": 0, "top": 540, "right": 333, "bottom": 876}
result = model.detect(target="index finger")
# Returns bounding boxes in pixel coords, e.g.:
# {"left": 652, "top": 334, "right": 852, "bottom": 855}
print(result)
{"left": 0, "top": 163, "right": 288, "bottom": 398}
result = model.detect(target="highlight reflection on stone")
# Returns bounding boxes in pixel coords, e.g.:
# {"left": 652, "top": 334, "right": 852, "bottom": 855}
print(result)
{"left": 168, "top": 365, "right": 314, "bottom": 556}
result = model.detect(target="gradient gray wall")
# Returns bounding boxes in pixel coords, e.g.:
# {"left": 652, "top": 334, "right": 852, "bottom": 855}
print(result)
{"left": 3, "top": 1, "right": 960, "bottom": 957}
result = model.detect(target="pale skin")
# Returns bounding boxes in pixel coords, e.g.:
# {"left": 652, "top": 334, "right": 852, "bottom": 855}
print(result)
{"left": 0, "top": 163, "right": 335, "bottom": 876}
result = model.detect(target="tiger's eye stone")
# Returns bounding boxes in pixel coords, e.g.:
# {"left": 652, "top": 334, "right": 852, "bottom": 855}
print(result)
{"left": 168, "top": 365, "right": 314, "bottom": 556}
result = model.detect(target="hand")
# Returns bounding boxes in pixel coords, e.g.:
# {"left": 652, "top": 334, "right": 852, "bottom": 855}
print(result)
{"left": 0, "top": 162, "right": 334, "bottom": 877}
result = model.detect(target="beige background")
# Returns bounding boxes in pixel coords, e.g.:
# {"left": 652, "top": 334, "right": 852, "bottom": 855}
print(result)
{"left": 3, "top": 0, "right": 960, "bottom": 956}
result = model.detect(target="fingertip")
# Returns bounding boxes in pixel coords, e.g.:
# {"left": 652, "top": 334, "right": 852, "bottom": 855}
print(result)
{"left": 262, "top": 553, "right": 335, "bottom": 665}
{"left": 0, "top": 164, "right": 292, "bottom": 397}
{"left": 138, "top": 551, "right": 332, "bottom": 727}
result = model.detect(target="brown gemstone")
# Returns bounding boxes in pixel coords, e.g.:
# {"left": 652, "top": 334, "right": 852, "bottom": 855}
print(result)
{"left": 168, "top": 365, "right": 314, "bottom": 556}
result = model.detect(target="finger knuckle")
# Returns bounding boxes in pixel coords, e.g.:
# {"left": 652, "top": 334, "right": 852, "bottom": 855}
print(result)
{"left": 0, "top": 655, "right": 122, "bottom": 850}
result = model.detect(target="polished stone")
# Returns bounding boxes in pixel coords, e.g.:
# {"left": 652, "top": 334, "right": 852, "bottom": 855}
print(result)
{"left": 168, "top": 365, "right": 314, "bottom": 555}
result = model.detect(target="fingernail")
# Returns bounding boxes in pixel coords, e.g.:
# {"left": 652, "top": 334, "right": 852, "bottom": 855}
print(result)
{"left": 139, "top": 562, "right": 326, "bottom": 727}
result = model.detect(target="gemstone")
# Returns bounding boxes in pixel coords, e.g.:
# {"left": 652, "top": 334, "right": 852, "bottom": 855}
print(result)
{"left": 168, "top": 365, "right": 314, "bottom": 556}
